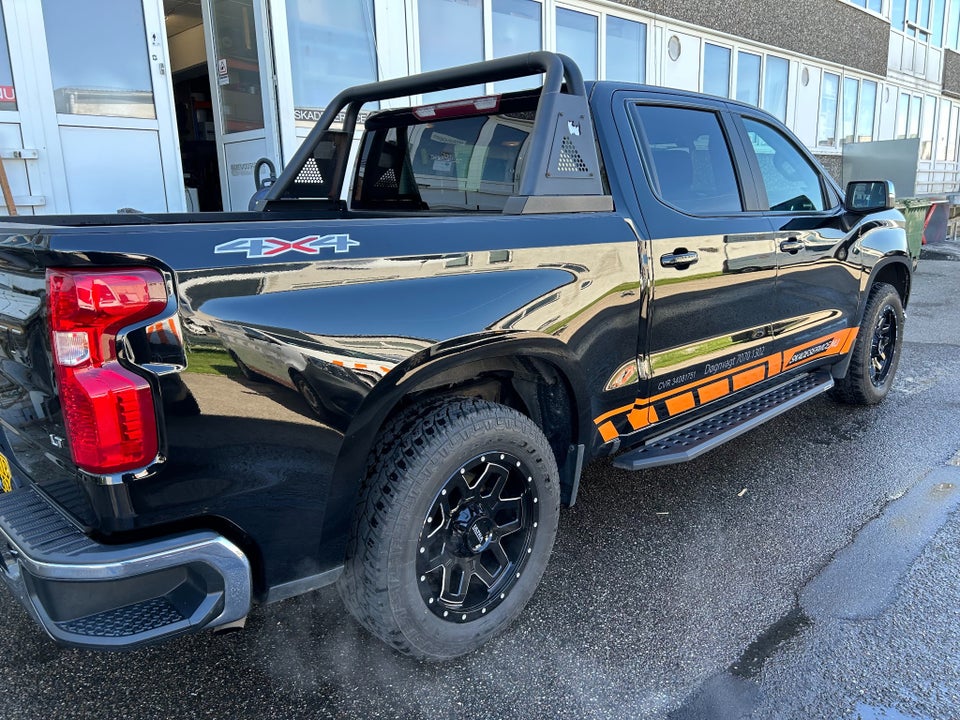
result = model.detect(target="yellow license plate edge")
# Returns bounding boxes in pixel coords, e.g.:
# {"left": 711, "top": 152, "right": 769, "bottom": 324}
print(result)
{"left": 0, "top": 451, "right": 12, "bottom": 493}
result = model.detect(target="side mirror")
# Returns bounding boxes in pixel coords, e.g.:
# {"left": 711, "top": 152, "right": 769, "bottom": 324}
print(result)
{"left": 845, "top": 179, "right": 895, "bottom": 213}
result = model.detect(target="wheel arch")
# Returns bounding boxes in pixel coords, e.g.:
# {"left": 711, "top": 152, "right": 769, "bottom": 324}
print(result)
{"left": 831, "top": 261, "right": 910, "bottom": 380}
{"left": 331, "top": 334, "right": 592, "bottom": 522}
{"left": 868, "top": 256, "right": 912, "bottom": 310}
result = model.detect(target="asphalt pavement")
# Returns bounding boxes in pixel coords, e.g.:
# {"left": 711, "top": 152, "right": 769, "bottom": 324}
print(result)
{"left": 0, "top": 256, "right": 959, "bottom": 719}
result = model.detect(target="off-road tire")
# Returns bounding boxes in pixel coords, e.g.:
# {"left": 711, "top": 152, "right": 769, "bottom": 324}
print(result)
{"left": 337, "top": 398, "right": 560, "bottom": 660}
{"left": 831, "top": 282, "right": 904, "bottom": 405}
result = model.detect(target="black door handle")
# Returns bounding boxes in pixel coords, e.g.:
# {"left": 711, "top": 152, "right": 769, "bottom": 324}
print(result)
{"left": 660, "top": 251, "right": 699, "bottom": 268}
{"left": 779, "top": 238, "right": 804, "bottom": 254}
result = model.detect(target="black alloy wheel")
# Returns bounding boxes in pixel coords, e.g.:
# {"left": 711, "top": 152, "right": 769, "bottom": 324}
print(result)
{"left": 417, "top": 451, "right": 539, "bottom": 623}
{"left": 869, "top": 303, "right": 898, "bottom": 387}
{"left": 831, "top": 281, "right": 904, "bottom": 405}
{"left": 337, "top": 398, "right": 560, "bottom": 660}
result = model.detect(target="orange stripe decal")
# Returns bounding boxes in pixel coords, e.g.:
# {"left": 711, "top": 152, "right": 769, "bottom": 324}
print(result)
{"left": 626, "top": 407, "right": 649, "bottom": 431}
{"left": 732, "top": 364, "right": 767, "bottom": 391}
{"left": 665, "top": 392, "right": 696, "bottom": 416}
{"left": 594, "top": 328, "right": 857, "bottom": 443}
{"left": 598, "top": 421, "right": 619, "bottom": 443}
{"left": 697, "top": 378, "right": 731, "bottom": 404}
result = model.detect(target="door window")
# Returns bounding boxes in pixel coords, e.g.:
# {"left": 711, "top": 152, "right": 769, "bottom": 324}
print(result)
{"left": 210, "top": 0, "right": 265, "bottom": 133}
{"left": 41, "top": 0, "right": 155, "bottom": 118}
{"left": 632, "top": 104, "right": 742, "bottom": 214}
{"left": 742, "top": 118, "right": 826, "bottom": 212}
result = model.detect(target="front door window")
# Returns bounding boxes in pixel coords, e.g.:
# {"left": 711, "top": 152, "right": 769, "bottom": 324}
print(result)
{"left": 742, "top": 118, "right": 827, "bottom": 213}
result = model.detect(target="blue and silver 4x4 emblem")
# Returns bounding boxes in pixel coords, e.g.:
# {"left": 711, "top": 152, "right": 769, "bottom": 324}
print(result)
{"left": 215, "top": 234, "right": 359, "bottom": 259}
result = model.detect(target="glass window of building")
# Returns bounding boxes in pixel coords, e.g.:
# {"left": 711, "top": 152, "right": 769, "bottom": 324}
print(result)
{"left": 949, "top": 104, "right": 960, "bottom": 161}
{"left": 921, "top": 94, "right": 937, "bottom": 159}
{"left": 892, "top": 0, "right": 907, "bottom": 30}
{"left": 606, "top": 16, "right": 646, "bottom": 84}
{"left": 908, "top": 95, "right": 922, "bottom": 138}
{"left": 420, "top": 0, "right": 484, "bottom": 100}
{"left": 817, "top": 72, "right": 840, "bottom": 147}
{"left": 703, "top": 43, "right": 731, "bottom": 98}
{"left": 896, "top": 91, "right": 910, "bottom": 139}
{"left": 0, "top": 5, "right": 15, "bottom": 112}
{"left": 743, "top": 118, "right": 826, "bottom": 212}
{"left": 286, "top": 0, "right": 377, "bottom": 128}
{"left": 492, "top": 0, "right": 542, "bottom": 92}
{"left": 919, "top": 0, "right": 932, "bottom": 28}
{"left": 936, "top": 99, "right": 951, "bottom": 161}
{"left": 556, "top": 8, "right": 598, "bottom": 80}
{"left": 41, "top": 0, "right": 155, "bottom": 119}
{"left": 736, "top": 52, "right": 761, "bottom": 106}
{"left": 762, "top": 55, "right": 789, "bottom": 122}
{"left": 842, "top": 77, "right": 858, "bottom": 144}
{"left": 631, "top": 104, "right": 743, "bottom": 214}
{"left": 208, "top": 0, "right": 264, "bottom": 132}
{"left": 948, "top": 3, "right": 960, "bottom": 49}
{"left": 932, "top": 0, "right": 946, "bottom": 46}
{"left": 856, "top": 80, "right": 877, "bottom": 142}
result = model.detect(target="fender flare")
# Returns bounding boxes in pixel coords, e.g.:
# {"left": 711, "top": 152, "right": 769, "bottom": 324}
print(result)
{"left": 320, "top": 332, "right": 592, "bottom": 558}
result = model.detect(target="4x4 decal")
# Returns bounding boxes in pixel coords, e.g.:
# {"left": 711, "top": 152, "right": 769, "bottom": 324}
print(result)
{"left": 215, "top": 234, "right": 359, "bottom": 259}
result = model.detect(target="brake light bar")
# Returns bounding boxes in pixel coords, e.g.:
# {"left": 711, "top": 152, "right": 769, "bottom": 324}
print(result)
{"left": 47, "top": 268, "right": 168, "bottom": 475}
{"left": 412, "top": 94, "right": 501, "bottom": 120}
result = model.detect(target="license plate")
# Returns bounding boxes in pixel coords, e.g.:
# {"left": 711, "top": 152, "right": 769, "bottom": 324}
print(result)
{"left": 0, "top": 451, "right": 11, "bottom": 492}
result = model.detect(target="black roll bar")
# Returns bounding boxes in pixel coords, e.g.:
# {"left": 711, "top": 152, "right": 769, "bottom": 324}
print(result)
{"left": 261, "top": 52, "right": 588, "bottom": 208}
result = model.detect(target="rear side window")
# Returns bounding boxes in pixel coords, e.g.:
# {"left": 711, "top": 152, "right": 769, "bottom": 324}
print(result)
{"left": 631, "top": 104, "right": 743, "bottom": 214}
{"left": 742, "top": 117, "right": 827, "bottom": 212}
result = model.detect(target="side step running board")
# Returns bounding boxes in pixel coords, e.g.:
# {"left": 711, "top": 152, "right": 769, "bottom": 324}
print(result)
{"left": 613, "top": 372, "right": 834, "bottom": 471}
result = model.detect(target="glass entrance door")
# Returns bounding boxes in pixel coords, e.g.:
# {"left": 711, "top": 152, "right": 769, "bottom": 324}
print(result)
{"left": 17, "top": 0, "right": 183, "bottom": 213}
{"left": 203, "top": 0, "right": 280, "bottom": 210}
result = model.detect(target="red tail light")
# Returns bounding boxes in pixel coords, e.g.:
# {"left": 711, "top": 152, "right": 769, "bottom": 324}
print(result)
{"left": 47, "top": 268, "right": 168, "bottom": 474}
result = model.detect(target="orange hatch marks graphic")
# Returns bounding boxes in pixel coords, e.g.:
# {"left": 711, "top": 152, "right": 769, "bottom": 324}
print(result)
{"left": 595, "top": 328, "right": 858, "bottom": 443}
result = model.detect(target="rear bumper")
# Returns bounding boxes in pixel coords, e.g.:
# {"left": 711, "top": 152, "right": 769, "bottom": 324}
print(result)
{"left": 0, "top": 485, "right": 251, "bottom": 649}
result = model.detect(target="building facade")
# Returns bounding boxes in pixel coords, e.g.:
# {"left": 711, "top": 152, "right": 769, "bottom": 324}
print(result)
{"left": 1, "top": 0, "right": 959, "bottom": 215}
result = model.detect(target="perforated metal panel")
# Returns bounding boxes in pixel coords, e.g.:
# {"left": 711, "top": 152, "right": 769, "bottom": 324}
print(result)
{"left": 557, "top": 136, "right": 589, "bottom": 173}
{"left": 295, "top": 157, "right": 324, "bottom": 185}
{"left": 373, "top": 168, "right": 398, "bottom": 189}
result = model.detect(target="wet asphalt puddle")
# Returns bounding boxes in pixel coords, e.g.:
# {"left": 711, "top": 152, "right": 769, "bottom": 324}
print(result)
{"left": 669, "top": 461, "right": 960, "bottom": 720}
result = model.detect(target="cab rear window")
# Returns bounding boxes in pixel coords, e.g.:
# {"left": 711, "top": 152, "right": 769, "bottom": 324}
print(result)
{"left": 352, "top": 96, "right": 537, "bottom": 213}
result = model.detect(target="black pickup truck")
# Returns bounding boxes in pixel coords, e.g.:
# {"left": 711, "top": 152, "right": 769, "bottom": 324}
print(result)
{"left": 0, "top": 52, "right": 909, "bottom": 660}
